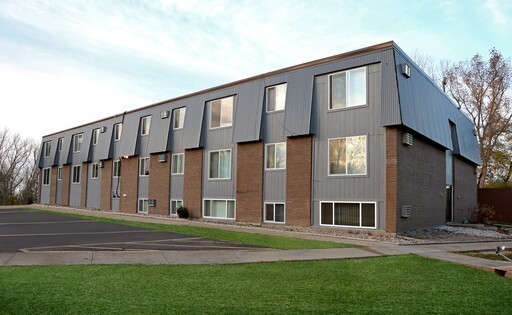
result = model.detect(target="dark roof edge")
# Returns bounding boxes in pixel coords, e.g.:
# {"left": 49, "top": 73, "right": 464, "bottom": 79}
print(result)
{"left": 43, "top": 41, "right": 396, "bottom": 138}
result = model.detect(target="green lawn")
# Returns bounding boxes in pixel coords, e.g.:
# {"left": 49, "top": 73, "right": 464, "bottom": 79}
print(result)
{"left": 1, "top": 255, "right": 511, "bottom": 314}
{"left": 29, "top": 208, "right": 353, "bottom": 250}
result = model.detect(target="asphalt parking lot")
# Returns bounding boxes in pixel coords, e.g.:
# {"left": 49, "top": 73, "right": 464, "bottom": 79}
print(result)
{"left": 0, "top": 208, "right": 257, "bottom": 253}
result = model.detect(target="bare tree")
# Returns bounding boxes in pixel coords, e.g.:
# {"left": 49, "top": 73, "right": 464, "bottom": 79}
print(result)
{"left": 444, "top": 48, "right": 512, "bottom": 187}
{"left": 0, "top": 128, "right": 39, "bottom": 205}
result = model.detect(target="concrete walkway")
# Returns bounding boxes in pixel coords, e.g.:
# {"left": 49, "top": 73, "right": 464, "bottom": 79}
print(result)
{"left": 1, "top": 205, "right": 511, "bottom": 278}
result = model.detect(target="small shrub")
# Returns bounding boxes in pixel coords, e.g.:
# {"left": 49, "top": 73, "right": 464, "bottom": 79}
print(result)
{"left": 468, "top": 203, "right": 495, "bottom": 224}
{"left": 177, "top": 206, "right": 189, "bottom": 219}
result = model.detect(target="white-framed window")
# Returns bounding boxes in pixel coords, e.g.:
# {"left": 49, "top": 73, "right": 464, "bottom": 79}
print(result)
{"left": 42, "top": 168, "right": 51, "bottom": 186}
{"left": 91, "top": 163, "right": 99, "bottom": 179}
{"left": 209, "top": 96, "right": 234, "bottom": 129}
{"left": 141, "top": 116, "right": 151, "bottom": 136}
{"left": 57, "top": 166, "right": 63, "bottom": 181}
{"left": 264, "top": 203, "right": 285, "bottom": 223}
{"left": 329, "top": 67, "right": 366, "bottom": 110}
{"left": 73, "top": 134, "right": 83, "bottom": 153}
{"left": 203, "top": 199, "right": 235, "bottom": 219}
{"left": 92, "top": 128, "right": 100, "bottom": 146}
{"left": 266, "top": 83, "right": 287, "bottom": 112}
{"left": 328, "top": 135, "right": 367, "bottom": 176}
{"left": 113, "top": 159, "right": 121, "bottom": 178}
{"left": 209, "top": 149, "right": 231, "bottom": 179}
{"left": 114, "top": 123, "right": 122, "bottom": 141}
{"left": 320, "top": 201, "right": 376, "bottom": 229}
{"left": 265, "top": 143, "right": 286, "bottom": 170}
{"left": 72, "top": 165, "right": 81, "bottom": 184}
{"left": 43, "top": 141, "right": 52, "bottom": 158}
{"left": 170, "top": 199, "right": 183, "bottom": 216}
{"left": 57, "top": 138, "right": 63, "bottom": 152}
{"left": 139, "top": 157, "right": 150, "bottom": 176}
{"left": 171, "top": 153, "right": 184, "bottom": 175}
{"left": 173, "top": 107, "right": 186, "bottom": 130}
{"left": 138, "top": 198, "right": 149, "bottom": 214}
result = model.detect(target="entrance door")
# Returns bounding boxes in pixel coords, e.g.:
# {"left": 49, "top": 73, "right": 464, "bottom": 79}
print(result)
{"left": 446, "top": 185, "right": 453, "bottom": 222}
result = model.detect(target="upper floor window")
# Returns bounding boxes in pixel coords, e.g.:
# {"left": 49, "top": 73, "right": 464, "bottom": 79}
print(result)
{"left": 141, "top": 116, "right": 151, "bottom": 136}
{"left": 173, "top": 107, "right": 186, "bottom": 130}
{"left": 329, "top": 135, "right": 367, "bottom": 176}
{"left": 57, "top": 138, "right": 63, "bottom": 152}
{"left": 114, "top": 123, "right": 122, "bottom": 141}
{"left": 91, "top": 163, "right": 99, "bottom": 179}
{"left": 266, "top": 83, "right": 287, "bottom": 112}
{"left": 209, "top": 149, "right": 231, "bottom": 179}
{"left": 209, "top": 96, "right": 233, "bottom": 129}
{"left": 92, "top": 128, "right": 100, "bottom": 146}
{"left": 329, "top": 67, "right": 366, "bottom": 110}
{"left": 113, "top": 159, "right": 121, "bottom": 178}
{"left": 72, "top": 165, "right": 81, "bottom": 184}
{"left": 42, "top": 168, "right": 51, "bottom": 186}
{"left": 265, "top": 143, "right": 286, "bottom": 170}
{"left": 43, "top": 141, "right": 52, "bottom": 158}
{"left": 139, "top": 157, "right": 150, "bottom": 176}
{"left": 73, "top": 134, "right": 83, "bottom": 153}
{"left": 172, "top": 153, "right": 185, "bottom": 175}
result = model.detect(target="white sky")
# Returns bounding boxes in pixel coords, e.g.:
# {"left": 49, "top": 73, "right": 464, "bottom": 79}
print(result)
{"left": 0, "top": 0, "right": 510, "bottom": 141}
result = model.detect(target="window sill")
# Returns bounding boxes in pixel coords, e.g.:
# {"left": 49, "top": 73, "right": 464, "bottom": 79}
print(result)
{"left": 327, "top": 104, "right": 368, "bottom": 112}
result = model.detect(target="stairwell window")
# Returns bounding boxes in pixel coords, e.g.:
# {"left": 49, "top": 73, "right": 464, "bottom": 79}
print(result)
{"left": 209, "top": 149, "right": 231, "bottom": 179}
{"left": 329, "top": 67, "right": 366, "bottom": 110}
{"left": 73, "top": 134, "right": 83, "bottom": 153}
{"left": 139, "top": 157, "right": 150, "bottom": 176}
{"left": 113, "top": 160, "right": 121, "bottom": 178}
{"left": 72, "top": 165, "right": 81, "bottom": 184}
{"left": 42, "top": 168, "right": 51, "bottom": 186}
{"left": 265, "top": 143, "right": 286, "bottom": 170}
{"left": 266, "top": 83, "right": 287, "bottom": 112}
{"left": 141, "top": 116, "right": 151, "bottom": 136}
{"left": 91, "top": 163, "right": 99, "bottom": 179}
{"left": 171, "top": 153, "right": 184, "bottom": 175}
{"left": 57, "top": 166, "right": 63, "bottom": 181}
{"left": 329, "top": 135, "right": 367, "bottom": 176}
{"left": 209, "top": 96, "right": 233, "bottom": 129}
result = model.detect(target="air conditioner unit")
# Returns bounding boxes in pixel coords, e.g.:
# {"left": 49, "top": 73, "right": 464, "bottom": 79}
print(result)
{"left": 99, "top": 161, "right": 104, "bottom": 168}
{"left": 401, "top": 205, "right": 412, "bottom": 218}
{"left": 148, "top": 199, "right": 157, "bottom": 207}
{"left": 158, "top": 154, "right": 167, "bottom": 163}
{"left": 160, "top": 110, "right": 170, "bottom": 119}
{"left": 401, "top": 63, "right": 411, "bottom": 78}
{"left": 402, "top": 132, "right": 413, "bottom": 146}
{"left": 100, "top": 126, "right": 107, "bottom": 133}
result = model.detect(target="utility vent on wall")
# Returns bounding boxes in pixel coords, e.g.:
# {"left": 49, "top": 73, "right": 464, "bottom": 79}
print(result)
{"left": 100, "top": 126, "right": 107, "bottom": 133}
{"left": 401, "top": 205, "right": 412, "bottom": 218}
{"left": 158, "top": 154, "right": 167, "bottom": 163}
{"left": 160, "top": 110, "right": 170, "bottom": 119}
{"left": 402, "top": 132, "right": 413, "bottom": 146}
{"left": 401, "top": 63, "right": 411, "bottom": 78}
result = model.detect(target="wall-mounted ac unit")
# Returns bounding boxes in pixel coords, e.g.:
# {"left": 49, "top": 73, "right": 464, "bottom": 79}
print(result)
{"left": 402, "top": 132, "right": 413, "bottom": 146}
{"left": 99, "top": 161, "right": 104, "bottom": 168}
{"left": 158, "top": 154, "right": 167, "bottom": 163}
{"left": 160, "top": 110, "right": 170, "bottom": 119}
{"left": 401, "top": 205, "right": 412, "bottom": 218}
{"left": 148, "top": 199, "right": 157, "bottom": 207}
{"left": 100, "top": 126, "right": 107, "bottom": 133}
{"left": 401, "top": 63, "right": 411, "bottom": 78}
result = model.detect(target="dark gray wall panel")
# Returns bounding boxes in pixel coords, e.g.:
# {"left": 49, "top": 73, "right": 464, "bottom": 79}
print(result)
{"left": 80, "top": 127, "right": 92, "bottom": 163}
{"left": 60, "top": 132, "right": 72, "bottom": 165}
{"left": 170, "top": 176, "right": 183, "bottom": 199}
{"left": 40, "top": 185, "right": 50, "bottom": 204}
{"left": 69, "top": 183, "right": 81, "bottom": 207}
{"left": 138, "top": 177, "right": 149, "bottom": 198}
{"left": 181, "top": 95, "right": 206, "bottom": 149}
{"left": 87, "top": 176, "right": 101, "bottom": 209}
{"left": 260, "top": 112, "right": 287, "bottom": 142}
{"left": 283, "top": 72, "right": 314, "bottom": 136}
{"left": 118, "top": 113, "right": 139, "bottom": 157}
{"left": 97, "top": 119, "right": 115, "bottom": 161}
{"left": 380, "top": 49, "right": 401, "bottom": 126}
{"left": 263, "top": 171, "right": 286, "bottom": 201}
{"left": 147, "top": 106, "right": 171, "bottom": 154}
{"left": 233, "top": 81, "right": 265, "bottom": 143}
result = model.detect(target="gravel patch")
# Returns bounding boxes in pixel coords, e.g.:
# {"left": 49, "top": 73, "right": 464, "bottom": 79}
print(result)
{"left": 399, "top": 225, "right": 512, "bottom": 244}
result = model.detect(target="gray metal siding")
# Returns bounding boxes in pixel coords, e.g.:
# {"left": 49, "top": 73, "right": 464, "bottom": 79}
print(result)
{"left": 263, "top": 171, "right": 286, "bottom": 201}
{"left": 40, "top": 185, "right": 50, "bottom": 204}
{"left": 232, "top": 81, "right": 265, "bottom": 143}
{"left": 56, "top": 180, "right": 62, "bottom": 204}
{"left": 86, "top": 175, "right": 101, "bottom": 209}
{"left": 147, "top": 106, "right": 171, "bottom": 154}
{"left": 138, "top": 177, "right": 149, "bottom": 198}
{"left": 118, "top": 114, "right": 139, "bottom": 157}
{"left": 69, "top": 182, "right": 81, "bottom": 207}
{"left": 80, "top": 127, "right": 92, "bottom": 163}
{"left": 380, "top": 49, "right": 401, "bottom": 126}
{"left": 170, "top": 176, "right": 183, "bottom": 199}
{"left": 181, "top": 95, "right": 206, "bottom": 149}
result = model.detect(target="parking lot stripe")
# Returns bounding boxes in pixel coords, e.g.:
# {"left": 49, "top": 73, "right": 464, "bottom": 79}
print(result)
{"left": 0, "top": 230, "right": 164, "bottom": 237}
{"left": 0, "top": 220, "right": 94, "bottom": 226}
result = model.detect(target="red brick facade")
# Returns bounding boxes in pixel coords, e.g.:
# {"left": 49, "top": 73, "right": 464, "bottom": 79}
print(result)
{"left": 183, "top": 148, "right": 203, "bottom": 218}
{"left": 120, "top": 157, "right": 138, "bottom": 214}
{"left": 49, "top": 166, "right": 57, "bottom": 205}
{"left": 149, "top": 153, "right": 171, "bottom": 215}
{"left": 286, "top": 136, "right": 312, "bottom": 227}
{"left": 61, "top": 165, "right": 70, "bottom": 206}
{"left": 80, "top": 162, "right": 88, "bottom": 208}
{"left": 100, "top": 159, "right": 112, "bottom": 210}
{"left": 236, "top": 141, "right": 263, "bottom": 224}
{"left": 385, "top": 128, "right": 398, "bottom": 233}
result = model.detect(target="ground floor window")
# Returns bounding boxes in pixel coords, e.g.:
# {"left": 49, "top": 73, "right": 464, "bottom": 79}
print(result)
{"left": 170, "top": 199, "right": 183, "bottom": 216}
{"left": 264, "top": 203, "right": 285, "bottom": 223}
{"left": 203, "top": 199, "right": 235, "bottom": 219}
{"left": 138, "top": 198, "right": 149, "bottom": 213}
{"left": 320, "top": 202, "right": 376, "bottom": 228}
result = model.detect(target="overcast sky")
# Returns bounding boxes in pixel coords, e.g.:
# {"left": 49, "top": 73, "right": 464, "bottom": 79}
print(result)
{"left": 1, "top": 0, "right": 510, "bottom": 141}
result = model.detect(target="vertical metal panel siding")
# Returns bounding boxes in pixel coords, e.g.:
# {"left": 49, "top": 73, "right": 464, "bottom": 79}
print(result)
{"left": 147, "top": 106, "right": 171, "bottom": 154}
{"left": 138, "top": 177, "right": 149, "bottom": 198}
{"left": 283, "top": 72, "right": 314, "bottom": 136}
{"left": 97, "top": 119, "right": 115, "bottom": 161}
{"left": 380, "top": 49, "right": 402, "bottom": 126}
{"left": 170, "top": 177, "right": 184, "bottom": 198}
{"left": 87, "top": 177, "right": 101, "bottom": 209}
{"left": 60, "top": 132, "right": 72, "bottom": 165}
{"left": 394, "top": 50, "right": 480, "bottom": 165}
{"left": 40, "top": 186, "right": 50, "bottom": 204}
{"left": 263, "top": 171, "right": 286, "bottom": 201}
{"left": 80, "top": 127, "right": 93, "bottom": 163}
{"left": 118, "top": 114, "right": 139, "bottom": 157}
{"left": 181, "top": 95, "right": 206, "bottom": 149}
{"left": 69, "top": 184, "right": 81, "bottom": 207}
{"left": 232, "top": 81, "right": 265, "bottom": 143}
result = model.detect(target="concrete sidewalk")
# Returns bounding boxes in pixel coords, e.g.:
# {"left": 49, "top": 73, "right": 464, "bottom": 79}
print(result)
{"left": 1, "top": 204, "right": 511, "bottom": 278}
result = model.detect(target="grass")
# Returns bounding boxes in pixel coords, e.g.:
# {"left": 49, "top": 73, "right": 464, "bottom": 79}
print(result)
{"left": 1, "top": 255, "right": 512, "bottom": 314}
{"left": 28, "top": 208, "right": 353, "bottom": 250}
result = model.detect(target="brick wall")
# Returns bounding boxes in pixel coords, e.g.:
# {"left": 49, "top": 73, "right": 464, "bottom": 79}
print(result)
{"left": 453, "top": 157, "right": 477, "bottom": 222}
{"left": 236, "top": 141, "right": 263, "bottom": 224}
{"left": 478, "top": 188, "right": 512, "bottom": 223}
{"left": 385, "top": 128, "right": 398, "bottom": 233}
{"left": 183, "top": 148, "right": 203, "bottom": 218}
{"left": 61, "top": 165, "right": 70, "bottom": 206}
{"left": 100, "top": 159, "right": 112, "bottom": 211}
{"left": 49, "top": 166, "right": 57, "bottom": 205}
{"left": 149, "top": 153, "right": 171, "bottom": 216}
{"left": 120, "top": 157, "right": 138, "bottom": 214}
{"left": 286, "top": 135, "right": 312, "bottom": 227}
{"left": 80, "top": 162, "right": 88, "bottom": 208}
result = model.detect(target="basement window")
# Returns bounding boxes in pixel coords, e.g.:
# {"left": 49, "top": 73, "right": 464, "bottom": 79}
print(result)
{"left": 320, "top": 202, "right": 376, "bottom": 228}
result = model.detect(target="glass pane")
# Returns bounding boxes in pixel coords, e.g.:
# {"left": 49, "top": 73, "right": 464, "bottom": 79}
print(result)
{"left": 362, "top": 203, "right": 375, "bottom": 227}
{"left": 171, "top": 201, "right": 177, "bottom": 215}
{"left": 335, "top": 203, "right": 359, "bottom": 226}
{"left": 265, "top": 204, "right": 274, "bottom": 221}
{"left": 220, "top": 97, "right": 233, "bottom": 126}
{"left": 266, "top": 144, "right": 275, "bottom": 169}
{"left": 330, "top": 72, "right": 346, "bottom": 109}
{"left": 267, "top": 87, "right": 276, "bottom": 111}
{"left": 329, "top": 139, "right": 346, "bottom": 175}
{"left": 275, "top": 143, "right": 286, "bottom": 169}
{"left": 275, "top": 204, "right": 285, "bottom": 223}
{"left": 320, "top": 203, "right": 333, "bottom": 225}
{"left": 211, "top": 200, "right": 227, "bottom": 218}
{"left": 348, "top": 68, "right": 366, "bottom": 106}
{"left": 204, "top": 200, "right": 211, "bottom": 217}
{"left": 178, "top": 154, "right": 184, "bottom": 173}
{"left": 276, "top": 84, "right": 287, "bottom": 111}
{"left": 209, "top": 152, "right": 219, "bottom": 178}
{"left": 211, "top": 101, "right": 221, "bottom": 128}
{"left": 219, "top": 150, "right": 230, "bottom": 179}
{"left": 347, "top": 136, "right": 366, "bottom": 175}
{"left": 227, "top": 201, "right": 235, "bottom": 218}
